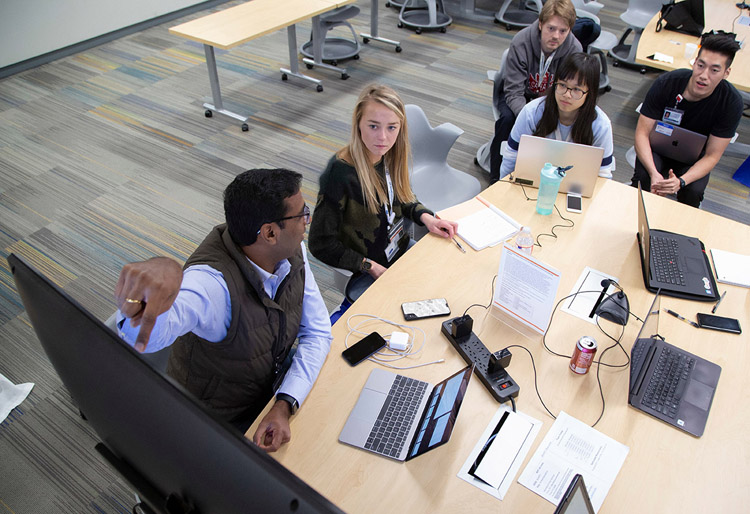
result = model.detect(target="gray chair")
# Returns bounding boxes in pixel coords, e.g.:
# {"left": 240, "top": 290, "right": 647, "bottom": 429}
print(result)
{"left": 406, "top": 104, "right": 481, "bottom": 213}
{"left": 611, "top": 0, "right": 664, "bottom": 72}
{"left": 494, "top": 0, "right": 543, "bottom": 30}
{"left": 398, "top": 0, "right": 452, "bottom": 34}
{"left": 577, "top": 10, "right": 618, "bottom": 92}
{"left": 572, "top": 0, "right": 604, "bottom": 16}
{"left": 300, "top": 5, "right": 361, "bottom": 66}
{"left": 104, "top": 312, "right": 172, "bottom": 373}
{"left": 475, "top": 48, "right": 510, "bottom": 173}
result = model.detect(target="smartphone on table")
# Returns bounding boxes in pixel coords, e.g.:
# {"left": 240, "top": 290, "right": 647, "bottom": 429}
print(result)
{"left": 696, "top": 313, "right": 742, "bottom": 334}
{"left": 401, "top": 298, "right": 451, "bottom": 321}
{"left": 342, "top": 332, "right": 387, "bottom": 366}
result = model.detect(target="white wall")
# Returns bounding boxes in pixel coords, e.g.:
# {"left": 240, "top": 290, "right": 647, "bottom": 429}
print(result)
{"left": 1, "top": 0, "right": 206, "bottom": 68}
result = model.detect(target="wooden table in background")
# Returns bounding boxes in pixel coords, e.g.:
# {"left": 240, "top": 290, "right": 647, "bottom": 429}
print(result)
{"left": 169, "top": 0, "right": 355, "bottom": 130}
{"left": 251, "top": 179, "right": 750, "bottom": 513}
{"left": 636, "top": 0, "right": 750, "bottom": 92}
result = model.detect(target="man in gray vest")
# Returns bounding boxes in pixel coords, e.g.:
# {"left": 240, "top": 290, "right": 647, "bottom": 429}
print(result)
{"left": 115, "top": 169, "right": 332, "bottom": 452}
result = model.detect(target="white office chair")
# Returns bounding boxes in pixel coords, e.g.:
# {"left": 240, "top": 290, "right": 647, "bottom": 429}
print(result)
{"left": 495, "top": 0, "right": 543, "bottom": 30}
{"left": 571, "top": 0, "right": 604, "bottom": 17}
{"left": 104, "top": 312, "right": 172, "bottom": 373}
{"left": 406, "top": 104, "right": 481, "bottom": 213}
{"left": 475, "top": 49, "right": 510, "bottom": 173}
{"left": 611, "top": 0, "right": 664, "bottom": 72}
{"left": 576, "top": 11, "right": 618, "bottom": 92}
{"left": 300, "top": 5, "right": 361, "bottom": 66}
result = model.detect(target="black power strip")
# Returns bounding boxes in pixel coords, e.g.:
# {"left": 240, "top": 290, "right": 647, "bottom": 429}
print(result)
{"left": 441, "top": 318, "right": 520, "bottom": 403}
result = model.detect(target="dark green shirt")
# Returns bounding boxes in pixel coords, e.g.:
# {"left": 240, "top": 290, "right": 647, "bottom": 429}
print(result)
{"left": 308, "top": 155, "right": 432, "bottom": 272}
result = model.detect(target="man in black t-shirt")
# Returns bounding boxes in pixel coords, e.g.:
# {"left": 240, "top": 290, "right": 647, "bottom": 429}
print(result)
{"left": 631, "top": 34, "right": 743, "bottom": 207}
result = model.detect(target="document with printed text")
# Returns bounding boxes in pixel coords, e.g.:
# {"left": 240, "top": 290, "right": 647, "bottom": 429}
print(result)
{"left": 518, "top": 411, "right": 629, "bottom": 512}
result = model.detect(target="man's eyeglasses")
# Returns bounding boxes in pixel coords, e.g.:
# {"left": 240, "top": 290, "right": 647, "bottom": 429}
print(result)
{"left": 275, "top": 204, "right": 311, "bottom": 224}
{"left": 554, "top": 82, "right": 588, "bottom": 100}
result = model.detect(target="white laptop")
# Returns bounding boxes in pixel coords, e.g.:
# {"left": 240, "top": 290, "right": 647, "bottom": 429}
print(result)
{"left": 339, "top": 366, "right": 472, "bottom": 461}
{"left": 509, "top": 135, "right": 605, "bottom": 197}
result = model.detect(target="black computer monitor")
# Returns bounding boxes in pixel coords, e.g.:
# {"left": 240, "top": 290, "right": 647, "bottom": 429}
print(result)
{"left": 8, "top": 253, "right": 342, "bottom": 514}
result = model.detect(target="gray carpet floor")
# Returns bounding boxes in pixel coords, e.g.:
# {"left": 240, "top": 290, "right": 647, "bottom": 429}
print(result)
{"left": 0, "top": 0, "right": 748, "bottom": 512}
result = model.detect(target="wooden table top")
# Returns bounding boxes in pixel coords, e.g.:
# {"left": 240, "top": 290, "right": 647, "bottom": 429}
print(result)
{"left": 169, "top": 0, "right": 355, "bottom": 50}
{"left": 636, "top": 0, "right": 750, "bottom": 92}
{"left": 250, "top": 179, "right": 750, "bottom": 513}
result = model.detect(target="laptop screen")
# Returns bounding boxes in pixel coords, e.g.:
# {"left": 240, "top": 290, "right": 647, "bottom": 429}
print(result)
{"left": 637, "top": 184, "right": 652, "bottom": 271}
{"left": 406, "top": 366, "right": 472, "bottom": 460}
{"left": 636, "top": 293, "right": 661, "bottom": 342}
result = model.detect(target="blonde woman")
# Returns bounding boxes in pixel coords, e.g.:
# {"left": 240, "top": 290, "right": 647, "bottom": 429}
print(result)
{"left": 309, "top": 84, "right": 457, "bottom": 289}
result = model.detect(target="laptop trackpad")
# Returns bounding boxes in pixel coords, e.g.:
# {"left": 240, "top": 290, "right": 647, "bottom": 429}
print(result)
{"left": 350, "top": 389, "right": 386, "bottom": 424}
{"left": 686, "top": 257, "right": 705, "bottom": 273}
{"left": 684, "top": 380, "right": 713, "bottom": 411}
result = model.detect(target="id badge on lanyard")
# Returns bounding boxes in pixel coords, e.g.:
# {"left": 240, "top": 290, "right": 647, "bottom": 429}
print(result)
{"left": 383, "top": 165, "right": 404, "bottom": 262}
{"left": 663, "top": 94, "right": 684, "bottom": 125}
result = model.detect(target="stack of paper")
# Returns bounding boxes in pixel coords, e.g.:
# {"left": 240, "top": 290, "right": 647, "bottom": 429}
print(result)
{"left": 456, "top": 198, "right": 520, "bottom": 251}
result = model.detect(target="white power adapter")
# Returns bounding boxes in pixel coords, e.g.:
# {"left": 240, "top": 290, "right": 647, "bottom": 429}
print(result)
{"left": 389, "top": 331, "right": 409, "bottom": 351}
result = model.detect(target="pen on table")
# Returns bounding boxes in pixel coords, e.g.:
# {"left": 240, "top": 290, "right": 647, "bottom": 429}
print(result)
{"left": 664, "top": 308, "right": 700, "bottom": 328}
{"left": 450, "top": 234, "right": 466, "bottom": 253}
{"left": 712, "top": 291, "right": 726, "bottom": 313}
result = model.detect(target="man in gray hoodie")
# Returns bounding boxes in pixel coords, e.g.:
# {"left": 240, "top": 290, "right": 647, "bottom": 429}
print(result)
{"left": 489, "top": 0, "right": 582, "bottom": 183}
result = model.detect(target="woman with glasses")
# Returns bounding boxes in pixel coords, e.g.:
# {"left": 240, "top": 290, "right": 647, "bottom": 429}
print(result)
{"left": 309, "top": 84, "right": 457, "bottom": 302}
{"left": 499, "top": 52, "right": 614, "bottom": 180}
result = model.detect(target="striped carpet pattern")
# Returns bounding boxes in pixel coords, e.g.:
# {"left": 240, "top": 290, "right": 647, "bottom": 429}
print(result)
{"left": 0, "top": 0, "right": 747, "bottom": 512}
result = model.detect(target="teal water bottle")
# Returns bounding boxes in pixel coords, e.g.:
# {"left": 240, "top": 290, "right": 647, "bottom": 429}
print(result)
{"left": 536, "top": 163, "right": 565, "bottom": 215}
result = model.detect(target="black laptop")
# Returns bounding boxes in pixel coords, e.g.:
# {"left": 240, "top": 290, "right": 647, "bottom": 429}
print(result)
{"left": 636, "top": 184, "right": 719, "bottom": 301}
{"left": 628, "top": 292, "right": 721, "bottom": 437}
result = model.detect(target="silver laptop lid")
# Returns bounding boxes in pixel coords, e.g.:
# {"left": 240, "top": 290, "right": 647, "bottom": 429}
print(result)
{"left": 648, "top": 122, "right": 707, "bottom": 164}
{"left": 510, "top": 135, "right": 604, "bottom": 197}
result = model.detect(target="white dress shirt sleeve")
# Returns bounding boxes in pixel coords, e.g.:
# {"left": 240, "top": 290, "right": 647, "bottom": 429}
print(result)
{"left": 275, "top": 243, "right": 333, "bottom": 407}
{"left": 116, "top": 265, "right": 231, "bottom": 352}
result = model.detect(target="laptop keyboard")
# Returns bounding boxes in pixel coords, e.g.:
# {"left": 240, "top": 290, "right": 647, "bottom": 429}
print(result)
{"left": 650, "top": 236, "right": 686, "bottom": 286}
{"left": 364, "top": 375, "right": 428, "bottom": 458}
{"left": 641, "top": 347, "right": 695, "bottom": 419}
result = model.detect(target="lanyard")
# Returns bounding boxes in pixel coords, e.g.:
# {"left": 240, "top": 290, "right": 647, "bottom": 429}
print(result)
{"left": 539, "top": 50, "right": 556, "bottom": 81}
{"left": 673, "top": 94, "right": 683, "bottom": 109}
{"left": 383, "top": 162, "right": 395, "bottom": 227}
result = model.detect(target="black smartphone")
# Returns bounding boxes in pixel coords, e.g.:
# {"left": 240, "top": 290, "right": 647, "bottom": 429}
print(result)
{"left": 566, "top": 193, "right": 582, "bottom": 213}
{"left": 401, "top": 298, "right": 451, "bottom": 321}
{"left": 697, "top": 313, "right": 742, "bottom": 334}
{"left": 341, "top": 332, "right": 387, "bottom": 366}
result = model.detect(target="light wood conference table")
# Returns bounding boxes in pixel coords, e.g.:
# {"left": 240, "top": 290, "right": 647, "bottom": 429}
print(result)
{"left": 169, "top": 0, "right": 355, "bottom": 131}
{"left": 635, "top": 0, "right": 750, "bottom": 92}
{"left": 250, "top": 179, "right": 750, "bottom": 513}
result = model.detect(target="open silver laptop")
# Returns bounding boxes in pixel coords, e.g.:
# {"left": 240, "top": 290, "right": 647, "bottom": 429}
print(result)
{"left": 649, "top": 122, "right": 707, "bottom": 164}
{"left": 339, "top": 366, "right": 472, "bottom": 461}
{"left": 508, "top": 134, "right": 604, "bottom": 197}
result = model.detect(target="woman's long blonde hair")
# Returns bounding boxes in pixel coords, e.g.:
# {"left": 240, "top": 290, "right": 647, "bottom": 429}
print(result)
{"left": 339, "top": 84, "right": 415, "bottom": 214}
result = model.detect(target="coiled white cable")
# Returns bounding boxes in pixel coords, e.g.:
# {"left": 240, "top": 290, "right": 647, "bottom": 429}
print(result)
{"left": 344, "top": 313, "right": 445, "bottom": 369}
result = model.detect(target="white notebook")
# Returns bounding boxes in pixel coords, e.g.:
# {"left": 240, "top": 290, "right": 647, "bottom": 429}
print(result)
{"left": 710, "top": 248, "right": 750, "bottom": 288}
{"left": 456, "top": 203, "right": 519, "bottom": 251}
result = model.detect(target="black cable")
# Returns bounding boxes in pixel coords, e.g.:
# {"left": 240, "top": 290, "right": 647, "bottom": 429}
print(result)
{"left": 509, "top": 395, "right": 517, "bottom": 413}
{"left": 516, "top": 183, "right": 575, "bottom": 248}
{"left": 542, "top": 289, "right": 643, "bottom": 366}
{"left": 462, "top": 274, "right": 497, "bottom": 317}
{"left": 504, "top": 344, "right": 557, "bottom": 420}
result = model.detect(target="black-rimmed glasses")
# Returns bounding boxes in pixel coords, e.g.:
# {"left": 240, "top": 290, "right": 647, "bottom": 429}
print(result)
{"left": 275, "top": 204, "right": 311, "bottom": 224}
{"left": 554, "top": 82, "right": 589, "bottom": 100}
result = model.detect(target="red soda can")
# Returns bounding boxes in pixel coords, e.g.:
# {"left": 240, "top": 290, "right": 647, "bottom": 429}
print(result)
{"left": 570, "top": 336, "right": 597, "bottom": 374}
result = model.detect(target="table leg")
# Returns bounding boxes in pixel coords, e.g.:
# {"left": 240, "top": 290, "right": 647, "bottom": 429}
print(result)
{"left": 279, "top": 24, "right": 324, "bottom": 91}
{"left": 360, "top": 0, "right": 401, "bottom": 50}
{"left": 301, "top": 15, "right": 349, "bottom": 79}
{"left": 202, "top": 44, "right": 249, "bottom": 128}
